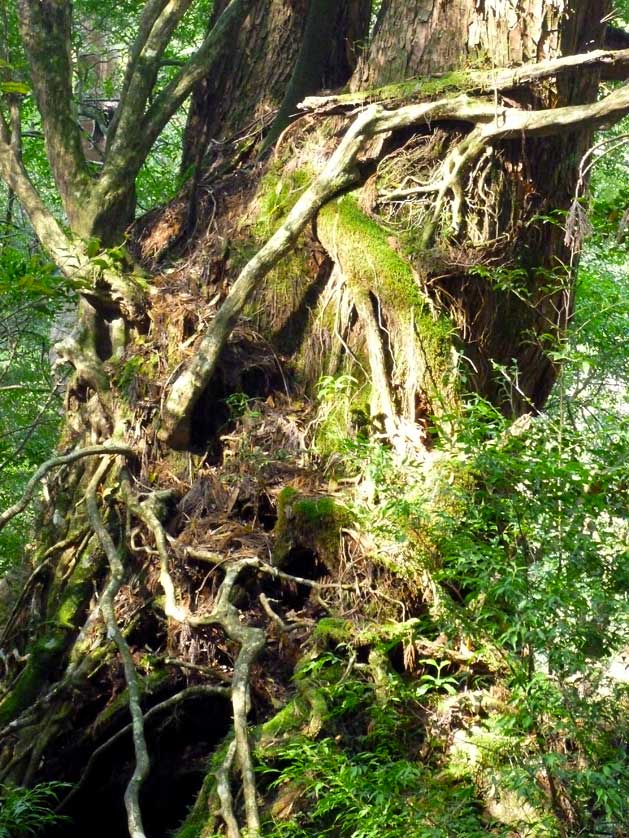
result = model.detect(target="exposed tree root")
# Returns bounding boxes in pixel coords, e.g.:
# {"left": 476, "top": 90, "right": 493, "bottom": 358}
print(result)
{"left": 85, "top": 456, "right": 149, "bottom": 838}
{"left": 211, "top": 560, "right": 265, "bottom": 837}
{"left": 121, "top": 478, "right": 188, "bottom": 622}
{"left": 59, "top": 683, "right": 230, "bottom": 813}
{"left": 216, "top": 738, "right": 240, "bottom": 838}
{"left": 160, "top": 77, "right": 629, "bottom": 448}
{"left": 0, "top": 443, "right": 133, "bottom": 532}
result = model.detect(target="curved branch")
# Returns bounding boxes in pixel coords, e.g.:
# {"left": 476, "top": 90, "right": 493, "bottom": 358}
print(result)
{"left": 216, "top": 739, "right": 240, "bottom": 838}
{"left": 158, "top": 104, "right": 376, "bottom": 447}
{"left": 121, "top": 480, "right": 188, "bottom": 622}
{"left": 0, "top": 444, "right": 134, "bottom": 532}
{"left": 210, "top": 560, "right": 265, "bottom": 838}
{"left": 0, "top": 133, "right": 76, "bottom": 259}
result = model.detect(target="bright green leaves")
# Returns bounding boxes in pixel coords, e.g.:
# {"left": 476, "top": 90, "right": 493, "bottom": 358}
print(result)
{"left": 0, "top": 80, "right": 29, "bottom": 95}
{"left": 0, "top": 782, "right": 70, "bottom": 837}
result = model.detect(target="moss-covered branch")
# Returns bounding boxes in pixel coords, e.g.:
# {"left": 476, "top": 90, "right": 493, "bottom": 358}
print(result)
{"left": 302, "top": 46, "right": 629, "bottom": 111}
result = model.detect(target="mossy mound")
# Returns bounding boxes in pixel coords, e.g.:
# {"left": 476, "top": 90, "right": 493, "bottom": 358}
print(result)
{"left": 273, "top": 487, "right": 352, "bottom": 570}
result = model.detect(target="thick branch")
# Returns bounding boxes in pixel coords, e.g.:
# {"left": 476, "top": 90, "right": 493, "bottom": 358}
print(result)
{"left": 0, "top": 132, "right": 77, "bottom": 258}
{"left": 302, "top": 47, "right": 629, "bottom": 111}
{"left": 99, "top": 0, "right": 250, "bottom": 203}
{"left": 0, "top": 444, "right": 134, "bottom": 532}
{"left": 0, "top": 134, "right": 148, "bottom": 318}
{"left": 16, "top": 0, "right": 91, "bottom": 223}
{"left": 106, "top": 0, "right": 196, "bottom": 153}
{"left": 85, "top": 456, "right": 149, "bottom": 838}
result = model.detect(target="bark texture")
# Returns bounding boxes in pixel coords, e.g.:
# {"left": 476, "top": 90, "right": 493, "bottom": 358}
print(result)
{"left": 353, "top": 0, "right": 610, "bottom": 88}
{"left": 181, "top": 0, "right": 371, "bottom": 171}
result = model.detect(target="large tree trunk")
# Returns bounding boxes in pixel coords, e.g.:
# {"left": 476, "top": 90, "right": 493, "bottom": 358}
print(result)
{"left": 347, "top": 0, "right": 611, "bottom": 414}
{"left": 181, "top": 0, "right": 371, "bottom": 171}
{"left": 0, "top": 2, "right": 625, "bottom": 837}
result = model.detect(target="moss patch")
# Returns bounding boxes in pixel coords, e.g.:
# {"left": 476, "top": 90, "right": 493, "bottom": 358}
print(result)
{"left": 273, "top": 488, "right": 351, "bottom": 569}
{"left": 318, "top": 195, "right": 422, "bottom": 314}
{"left": 252, "top": 164, "right": 313, "bottom": 240}
{"left": 0, "top": 632, "right": 67, "bottom": 727}
{"left": 334, "top": 70, "right": 471, "bottom": 106}
{"left": 313, "top": 617, "right": 353, "bottom": 647}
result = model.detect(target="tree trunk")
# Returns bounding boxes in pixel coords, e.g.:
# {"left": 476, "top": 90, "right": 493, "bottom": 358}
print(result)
{"left": 0, "top": 1, "right": 626, "bottom": 836}
{"left": 181, "top": 0, "right": 371, "bottom": 172}
{"left": 346, "top": 0, "right": 611, "bottom": 414}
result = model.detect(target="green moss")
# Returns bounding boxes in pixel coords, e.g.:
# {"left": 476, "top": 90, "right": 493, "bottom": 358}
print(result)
{"left": 52, "top": 539, "right": 106, "bottom": 629}
{"left": 253, "top": 165, "right": 313, "bottom": 240}
{"left": 317, "top": 196, "right": 458, "bottom": 411}
{"left": 318, "top": 195, "right": 422, "bottom": 313}
{"left": 258, "top": 697, "right": 309, "bottom": 745}
{"left": 293, "top": 496, "right": 337, "bottom": 523}
{"left": 312, "top": 617, "right": 353, "bottom": 646}
{"left": 333, "top": 70, "right": 471, "bottom": 105}
{"left": 0, "top": 632, "right": 66, "bottom": 727}
{"left": 273, "top": 489, "right": 351, "bottom": 568}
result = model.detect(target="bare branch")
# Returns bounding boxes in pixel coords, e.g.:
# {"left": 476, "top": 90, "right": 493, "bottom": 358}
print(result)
{"left": 99, "top": 0, "right": 250, "bottom": 203}
{"left": 216, "top": 739, "right": 240, "bottom": 838}
{"left": 106, "top": 0, "right": 196, "bottom": 154}
{"left": 0, "top": 134, "right": 77, "bottom": 258}
{"left": 121, "top": 481, "right": 188, "bottom": 622}
{"left": 158, "top": 104, "right": 373, "bottom": 446}
{"left": 185, "top": 548, "right": 356, "bottom": 590}
{"left": 210, "top": 560, "right": 265, "bottom": 837}
{"left": 0, "top": 444, "right": 134, "bottom": 532}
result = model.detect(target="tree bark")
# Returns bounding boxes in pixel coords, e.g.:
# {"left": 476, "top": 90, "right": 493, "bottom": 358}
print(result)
{"left": 181, "top": 0, "right": 371, "bottom": 171}
{"left": 346, "top": 0, "right": 613, "bottom": 414}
